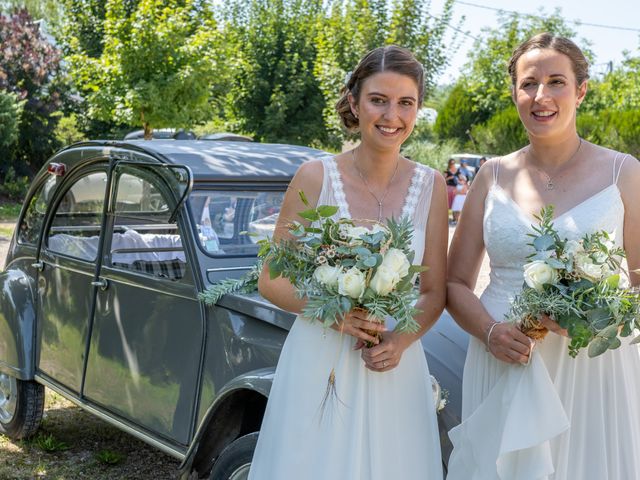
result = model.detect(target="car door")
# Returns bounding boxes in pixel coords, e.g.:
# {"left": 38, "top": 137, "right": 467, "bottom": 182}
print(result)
{"left": 35, "top": 165, "right": 109, "bottom": 393}
{"left": 82, "top": 162, "right": 202, "bottom": 446}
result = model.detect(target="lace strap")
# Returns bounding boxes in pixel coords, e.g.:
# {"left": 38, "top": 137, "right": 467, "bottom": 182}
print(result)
{"left": 323, "top": 156, "right": 350, "bottom": 218}
{"left": 613, "top": 153, "right": 629, "bottom": 185}
{"left": 401, "top": 163, "right": 431, "bottom": 221}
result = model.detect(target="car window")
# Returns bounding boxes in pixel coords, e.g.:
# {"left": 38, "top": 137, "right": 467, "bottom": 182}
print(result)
{"left": 17, "top": 175, "right": 57, "bottom": 245}
{"left": 108, "top": 170, "right": 190, "bottom": 283}
{"left": 46, "top": 171, "right": 107, "bottom": 261}
{"left": 189, "top": 190, "right": 285, "bottom": 257}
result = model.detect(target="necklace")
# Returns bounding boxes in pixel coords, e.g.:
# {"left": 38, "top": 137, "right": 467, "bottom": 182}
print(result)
{"left": 529, "top": 138, "right": 582, "bottom": 190}
{"left": 352, "top": 149, "right": 400, "bottom": 222}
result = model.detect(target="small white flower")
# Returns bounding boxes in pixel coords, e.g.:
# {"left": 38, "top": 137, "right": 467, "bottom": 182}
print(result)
{"left": 381, "top": 248, "right": 411, "bottom": 278}
{"left": 313, "top": 265, "right": 342, "bottom": 288}
{"left": 338, "top": 267, "right": 366, "bottom": 299}
{"left": 523, "top": 260, "right": 558, "bottom": 291}
{"left": 564, "top": 240, "right": 584, "bottom": 257}
{"left": 369, "top": 265, "right": 401, "bottom": 296}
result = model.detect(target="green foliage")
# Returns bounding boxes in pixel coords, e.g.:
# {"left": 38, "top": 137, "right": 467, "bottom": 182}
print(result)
{"left": 402, "top": 138, "right": 461, "bottom": 172}
{"left": 67, "top": 0, "right": 228, "bottom": 137}
{"left": 578, "top": 109, "right": 640, "bottom": 158}
{"left": 0, "top": 201, "right": 21, "bottom": 221}
{"left": 53, "top": 113, "right": 87, "bottom": 147}
{"left": 583, "top": 52, "right": 640, "bottom": 113}
{"left": 0, "top": 166, "right": 30, "bottom": 200}
{"left": 470, "top": 106, "right": 528, "bottom": 155}
{"left": 32, "top": 433, "right": 70, "bottom": 453}
{"left": 95, "top": 449, "right": 126, "bottom": 465}
{"left": 0, "top": 89, "right": 23, "bottom": 149}
{"left": 433, "top": 81, "right": 485, "bottom": 142}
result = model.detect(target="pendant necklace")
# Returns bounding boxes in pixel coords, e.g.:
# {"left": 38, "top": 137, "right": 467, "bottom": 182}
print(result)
{"left": 530, "top": 138, "right": 582, "bottom": 191}
{"left": 352, "top": 149, "right": 400, "bottom": 222}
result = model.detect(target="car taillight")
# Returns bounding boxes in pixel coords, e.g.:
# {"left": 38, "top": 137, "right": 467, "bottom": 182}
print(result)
{"left": 47, "top": 163, "right": 66, "bottom": 176}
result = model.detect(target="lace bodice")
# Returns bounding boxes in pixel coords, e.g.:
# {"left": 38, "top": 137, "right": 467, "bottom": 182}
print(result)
{"left": 481, "top": 154, "right": 628, "bottom": 317}
{"left": 318, "top": 156, "right": 435, "bottom": 265}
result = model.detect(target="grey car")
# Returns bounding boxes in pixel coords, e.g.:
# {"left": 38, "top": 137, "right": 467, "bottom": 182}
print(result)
{"left": 0, "top": 140, "right": 468, "bottom": 479}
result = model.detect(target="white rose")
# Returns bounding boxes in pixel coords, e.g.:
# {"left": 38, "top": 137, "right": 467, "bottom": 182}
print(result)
{"left": 346, "top": 226, "right": 370, "bottom": 240}
{"left": 369, "top": 265, "right": 400, "bottom": 296}
{"left": 338, "top": 267, "right": 366, "bottom": 299}
{"left": 313, "top": 265, "right": 342, "bottom": 288}
{"left": 575, "top": 253, "right": 604, "bottom": 281}
{"left": 564, "top": 240, "right": 584, "bottom": 257}
{"left": 381, "top": 248, "right": 411, "bottom": 278}
{"left": 523, "top": 260, "right": 558, "bottom": 291}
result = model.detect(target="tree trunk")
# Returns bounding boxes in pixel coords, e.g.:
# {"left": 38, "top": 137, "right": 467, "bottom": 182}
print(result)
{"left": 143, "top": 122, "right": 153, "bottom": 140}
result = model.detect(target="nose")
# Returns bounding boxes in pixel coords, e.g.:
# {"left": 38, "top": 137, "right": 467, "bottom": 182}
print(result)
{"left": 383, "top": 102, "right": 400, "bottom": 120}
{"left": 534, "top": 83, "right": 551, "bottom": 103}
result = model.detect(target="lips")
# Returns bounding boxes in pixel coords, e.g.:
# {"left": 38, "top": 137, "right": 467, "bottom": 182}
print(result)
{"left": 531, "top": 111, "right": 557, "bottom": 119}
{"left": 376, "top": 125, "right": 402, "bottom": 134}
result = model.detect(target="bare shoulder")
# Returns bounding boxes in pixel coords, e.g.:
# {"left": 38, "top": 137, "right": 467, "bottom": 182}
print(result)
{"left": 288, "top": 158, "right": 327, "bottom": 207}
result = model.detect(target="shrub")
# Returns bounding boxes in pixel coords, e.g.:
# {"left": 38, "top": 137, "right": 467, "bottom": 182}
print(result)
{"left": 470, "top": 106, "right": 528, "bottom": 155}
{"left": 0, "top": 166, "right": 30, "bottom": 201}
{"left": 402, "top": 138, "right": 461, "bottom": 172}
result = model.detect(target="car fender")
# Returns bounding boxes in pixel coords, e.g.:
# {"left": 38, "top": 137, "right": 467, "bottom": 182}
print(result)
{"left": 0, "top": 269, "right": 37, "bottom": 380}
{"left": 179, "top": 367, "right": 274, "bottom": 478}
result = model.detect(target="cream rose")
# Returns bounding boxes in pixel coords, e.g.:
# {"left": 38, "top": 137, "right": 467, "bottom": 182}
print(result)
{"left": 338, "top": 267, "right": 366, "bottom": 299}
{"left": 575, "top": 253, "right": 604, "bottom": 281}
{"left": 313, "top": 265, "right": 342, "bottom": 288}
{"left": 381, "top": 248, "right": 411, "bottom": 278}
{"left": 523, "top": 260, "right": 558, "bottom": 291}
{"left": 369, "top": 265, "right": 400, "bottom": 296}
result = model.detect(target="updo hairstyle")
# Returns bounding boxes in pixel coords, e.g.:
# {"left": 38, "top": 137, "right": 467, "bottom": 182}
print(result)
{"left": 336, "top": 45, "right": 425, "bottom": 132}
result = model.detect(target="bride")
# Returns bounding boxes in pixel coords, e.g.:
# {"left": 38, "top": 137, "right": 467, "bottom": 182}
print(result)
{"left": 248, "top": 46, "right": 447, "bottom": 480}
{"left": 446, "top": 33, "right": 640, "bottom": 479}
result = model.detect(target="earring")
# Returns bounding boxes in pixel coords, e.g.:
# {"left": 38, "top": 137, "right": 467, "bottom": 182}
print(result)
{"left": 354, "top": 112, "right": 359, "bottom": 119}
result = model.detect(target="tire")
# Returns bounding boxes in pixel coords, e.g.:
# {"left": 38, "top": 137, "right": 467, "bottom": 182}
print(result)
{"left": 208, "top": 432, "right": 259, "bottom": 480}
{"left": 0, "top": 373, "right": 45, "bottom": 440}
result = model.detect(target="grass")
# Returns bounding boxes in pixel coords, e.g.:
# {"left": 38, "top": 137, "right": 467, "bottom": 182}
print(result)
{"left": 0, "top": 225, "right": 13, "bottom": 238}
{"left": 0, "top": 201, "right": 21, "bottom": 222}
{"left": 0, "top": 390, "right": 180, "bottom": 479}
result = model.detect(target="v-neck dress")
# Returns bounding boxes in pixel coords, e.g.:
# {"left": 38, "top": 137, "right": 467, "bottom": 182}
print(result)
{"left": 248, "top": 157, "right": 443, "bottom": 480}
{"left": 447, "top": 154, "right": 640, "bottom": 480}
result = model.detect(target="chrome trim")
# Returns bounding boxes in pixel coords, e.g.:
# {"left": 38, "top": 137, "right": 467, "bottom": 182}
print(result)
{"left": 206, "top": 266, "right": 252, "bottom": 273}
{"left": 35, "top": 375, "right": 186, "bottom": 460}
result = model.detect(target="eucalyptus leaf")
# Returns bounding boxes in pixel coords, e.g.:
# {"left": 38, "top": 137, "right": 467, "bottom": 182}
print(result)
{"left": 546, "top": 258, "right": 565, "bottom": 269}
{"left": 364, "top": 256, "right": 378, "bottom": 268}
{"left": 587, "top": 337, "right": 610, "bottom": 357}
{"left": 587, "top": 308, "right": 612, "bottom": 330}
{"left": 533, "top": 234, "right": 555, "bottom": 251}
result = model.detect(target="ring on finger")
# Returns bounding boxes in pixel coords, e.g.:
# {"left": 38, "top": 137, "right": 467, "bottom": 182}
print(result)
{"left": 382, "top": 361, "right": 388, "bottom": 368}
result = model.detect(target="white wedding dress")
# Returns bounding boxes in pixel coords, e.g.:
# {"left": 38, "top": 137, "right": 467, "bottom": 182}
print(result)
{"left": 447, "top": 155, "right": 640, "bottom": 480}
{"left": 248, "top": 157, "right": 443, "bottom": 480}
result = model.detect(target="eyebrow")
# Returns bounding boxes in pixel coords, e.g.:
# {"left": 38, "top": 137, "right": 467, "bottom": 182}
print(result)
{"left": 366, "top": 91, "right": 418, "bottom": 101}
{"left": 521, "top": 73, "right": 568, "bottom": 81}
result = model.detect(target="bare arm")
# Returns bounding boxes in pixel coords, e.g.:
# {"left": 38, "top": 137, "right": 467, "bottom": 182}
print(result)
{"left": 619, "top": 155, "right": 640, "bottom": 287}
{"left": 362, "top": 172, "right": 449, "bottom": 371}
{"left": 447, "top": 159, "right": 531, "bottom": 364}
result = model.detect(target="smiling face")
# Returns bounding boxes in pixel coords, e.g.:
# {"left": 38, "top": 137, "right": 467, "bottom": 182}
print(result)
{"left": 348, "top": 71, "right": 419, "bottom": 151}
{"left": 513, "top": 48, "right": 587, "bottom": 142}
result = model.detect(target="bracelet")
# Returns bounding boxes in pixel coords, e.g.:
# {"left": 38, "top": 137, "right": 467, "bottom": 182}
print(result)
{"left": 485, "top": 321, "right": 499, "bottom": 353}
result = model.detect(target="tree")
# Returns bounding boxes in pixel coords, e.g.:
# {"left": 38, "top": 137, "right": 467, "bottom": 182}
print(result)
{"left": 433, "top": 81, "right": 486, "bottom": 143}
{"left": 583, "top": 51, "right": 640, "bottom": 113}
{"left": 0, "top": 90, "right": 23, "bottom": 150}
{"left": 0, "top": 8, "right": 66, "bottom": 173}
{"left": 68, "top": 0, "right": 227, "bottom": 139}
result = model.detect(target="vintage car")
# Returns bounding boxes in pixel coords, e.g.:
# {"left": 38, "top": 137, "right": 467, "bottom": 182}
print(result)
{"left": 0, "top": 140, "right": 468, "bottom": 479}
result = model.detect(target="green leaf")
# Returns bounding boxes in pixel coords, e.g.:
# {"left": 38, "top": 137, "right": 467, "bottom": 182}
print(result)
{"left": 587, "top": 308, "right": 612, "bottom": 330}
{"left": 605, "top": 274, "right": 620, "bottom": 289}
{"left": 533, "top": 234, "right": 555, "bottom": 251}
{"left": 608, "top": 337, "right": 622, "bottom": 349}
{"left": 298, "top": 209, "right": 320, "bottom": 222}
{"left": 587, "top": 337, "right": 610, "bottom": 357}
{"left": 363, "top": 256, "right": 378, "bottom": 268}
{"left": 316, "top": 205, "right": 338, "bottom": 217}
{"left": 298, "top": 190, "right": 310, "bottom": 207}
{"left": 546, "top": 258, "right": 565, "bottom": 269}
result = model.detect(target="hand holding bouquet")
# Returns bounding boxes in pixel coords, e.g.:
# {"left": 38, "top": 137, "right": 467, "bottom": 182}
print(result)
{"left": 506, "top": 206, "right": 640, "bottom": 358}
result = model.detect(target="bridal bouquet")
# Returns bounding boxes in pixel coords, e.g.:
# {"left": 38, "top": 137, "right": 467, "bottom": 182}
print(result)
{"left": 201, "top": 191, "right": 426, "bottom": 340}
{"left": 506, "top": 206, "right": 640, "bottom": 358}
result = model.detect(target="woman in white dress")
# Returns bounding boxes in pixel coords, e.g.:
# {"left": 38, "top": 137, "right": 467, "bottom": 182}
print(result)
{"left": 446, "top": 33, "right": 640, "bottom": 479}
{"left": 248, "top": 46, "right": 448, "bottom": 480}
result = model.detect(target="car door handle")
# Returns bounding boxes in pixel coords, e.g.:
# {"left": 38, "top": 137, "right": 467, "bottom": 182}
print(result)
{"left": 31, "top": 261, "right": 45, "bottom": 271}
{"left": 91, "top": 278, "right": 109, "bottom": 291}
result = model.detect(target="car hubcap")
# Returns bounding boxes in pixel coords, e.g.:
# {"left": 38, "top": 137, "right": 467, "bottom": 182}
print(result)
{"left": 228, "top": 463, "right": 251, "bottom": 480}
{"left": 0, "top": 373, "right": 17, "bottom": 424}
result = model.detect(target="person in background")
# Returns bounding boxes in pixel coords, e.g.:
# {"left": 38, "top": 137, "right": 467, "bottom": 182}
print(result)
{"left": 450, "top": 173, "right": 468, "bottom": 225}
{"left": 457, "top": 159, "right": 474, "bottom": 181}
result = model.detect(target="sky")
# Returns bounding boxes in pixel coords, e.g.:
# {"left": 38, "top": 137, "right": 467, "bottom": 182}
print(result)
{"left": 430, "top": 0, "right": 640, "bottom": 83}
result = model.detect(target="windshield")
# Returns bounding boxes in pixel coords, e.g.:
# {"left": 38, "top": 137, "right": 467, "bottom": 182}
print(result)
{"left": 189, "top": 189, "right": 285, "bottom": 257}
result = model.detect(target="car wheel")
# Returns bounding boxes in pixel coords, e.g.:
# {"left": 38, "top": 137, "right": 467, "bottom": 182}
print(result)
{"left": 0, "top": 373, "right": 45, "bottom": 439}
{"left": 208, "top": 432, "right": 258, "bottom": 480}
